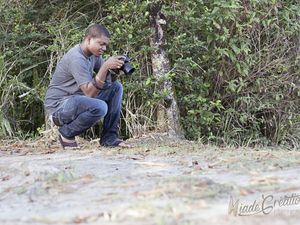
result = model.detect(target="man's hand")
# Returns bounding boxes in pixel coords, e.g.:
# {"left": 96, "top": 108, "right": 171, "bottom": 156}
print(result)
{"left": 103, "top": 55, "right": 125, "bottom": 70}
{"left": 80, "top": 55, "right": 125, "bottom": 98}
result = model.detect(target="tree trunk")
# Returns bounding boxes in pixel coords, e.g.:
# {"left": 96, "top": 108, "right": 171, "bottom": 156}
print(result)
{"left": 149, "top": 2, "right": 183, "bottom": 138}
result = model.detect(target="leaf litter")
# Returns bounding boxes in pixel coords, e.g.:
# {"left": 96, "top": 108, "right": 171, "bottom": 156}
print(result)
{"left": 0, "top": 134, "right": 300, "bottom": 225}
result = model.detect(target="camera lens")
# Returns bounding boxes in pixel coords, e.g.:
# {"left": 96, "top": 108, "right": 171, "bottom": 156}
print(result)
{"left": 122, "top": 62, "right": 135, "bottom": 75}
{"left": 121, "top": 55, "right": 135, "bottom": 75}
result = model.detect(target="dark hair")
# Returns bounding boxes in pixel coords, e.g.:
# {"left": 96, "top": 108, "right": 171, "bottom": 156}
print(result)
{"left": 84, "top": 24, "right": 110, "bottom": 39}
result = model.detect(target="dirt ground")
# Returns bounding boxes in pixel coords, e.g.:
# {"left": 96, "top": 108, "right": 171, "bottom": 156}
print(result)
{"left": 1, "top": 134, "right": 300, "bottom": 225}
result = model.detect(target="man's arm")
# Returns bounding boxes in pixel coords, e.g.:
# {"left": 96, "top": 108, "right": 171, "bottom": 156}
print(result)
{"left": 80, "top": 56, "right": 125, "bottom": 97}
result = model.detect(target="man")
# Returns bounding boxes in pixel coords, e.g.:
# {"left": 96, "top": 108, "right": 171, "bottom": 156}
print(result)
{"left": 44, "top": 24, "right": 130, "bottom": 148}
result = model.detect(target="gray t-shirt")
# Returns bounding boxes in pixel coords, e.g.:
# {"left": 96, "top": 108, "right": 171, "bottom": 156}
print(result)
{"left": 44, "top": 44, "right": 105, "bottom": 115}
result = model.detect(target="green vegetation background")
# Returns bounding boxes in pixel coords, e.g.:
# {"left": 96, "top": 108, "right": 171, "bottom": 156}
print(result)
{"left": 0, "top": 0, "right": 299, "bottom": 148}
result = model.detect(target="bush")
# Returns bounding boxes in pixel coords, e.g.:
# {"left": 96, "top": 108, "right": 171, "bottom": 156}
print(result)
{"left": 0, "top": 0, "right": 299, "bottom": 148}
{"left": 164, "top": 0, "right": 300, "bottom": 147}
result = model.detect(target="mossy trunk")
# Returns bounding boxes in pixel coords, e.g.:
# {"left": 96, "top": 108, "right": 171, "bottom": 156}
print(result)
{"left": 149, "top": 2, "right": 183, "bottom": 137}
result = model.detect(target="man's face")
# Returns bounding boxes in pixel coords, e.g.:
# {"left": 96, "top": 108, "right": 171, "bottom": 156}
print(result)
{"left": 88, "top": 35, "right": 110, "bottom": 56}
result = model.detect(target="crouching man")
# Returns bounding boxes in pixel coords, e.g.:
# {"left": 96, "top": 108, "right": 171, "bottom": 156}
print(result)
{"left": 44, "top": 24, "right": 130, "bottom": 149}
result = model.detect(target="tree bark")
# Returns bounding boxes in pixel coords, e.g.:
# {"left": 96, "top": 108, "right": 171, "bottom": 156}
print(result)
{"left": 149, "top": 2, "right": 183, "bottom": 138}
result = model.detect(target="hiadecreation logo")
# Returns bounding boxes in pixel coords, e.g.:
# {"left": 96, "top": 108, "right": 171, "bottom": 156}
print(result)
{"left": 228, "top": 193, "right": 300, "bottom": 216}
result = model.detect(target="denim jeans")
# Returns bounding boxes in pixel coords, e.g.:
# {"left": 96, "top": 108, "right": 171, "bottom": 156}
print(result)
{"left": 54, "top": 81, "right": 123, "bottom": 146}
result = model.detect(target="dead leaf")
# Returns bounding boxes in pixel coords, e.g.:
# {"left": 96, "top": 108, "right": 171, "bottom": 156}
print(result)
{"left": 73, "top": 216, "right": 88, "bottom": 224}
{"left": 80, "top": 174, "right": 95, "bottom": 183}
{"left": 250, "top": 176, "right": 279, "bottom": 185}
{"left": 239, "top": 188, "right": 253, "bottom": 196}
{"left": 1, "top": 175, "right": 10, "bottom": 181}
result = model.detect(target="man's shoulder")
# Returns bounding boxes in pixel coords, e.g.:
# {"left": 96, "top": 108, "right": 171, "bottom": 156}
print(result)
{"left": 66, "top": 45, "right": 101, "bottom": 63}
{"left": 65, "top": 44, "right": 85, "bottom": 61}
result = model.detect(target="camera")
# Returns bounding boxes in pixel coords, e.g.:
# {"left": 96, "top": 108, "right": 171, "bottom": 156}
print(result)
{"left": 119, "top": 54, "right": 135, "bottom": 75}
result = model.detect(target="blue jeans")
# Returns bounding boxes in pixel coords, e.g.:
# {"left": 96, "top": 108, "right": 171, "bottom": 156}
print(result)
{"left": 54, "top": 81, "right": 123, "bottom": 146}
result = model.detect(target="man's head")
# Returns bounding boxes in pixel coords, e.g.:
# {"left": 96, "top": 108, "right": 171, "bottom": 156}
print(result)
{"left": 83, "top": 24, "right": 110, "bottom": 56}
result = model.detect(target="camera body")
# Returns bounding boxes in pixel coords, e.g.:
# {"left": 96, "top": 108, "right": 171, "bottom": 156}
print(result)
{"left": 119, "top": 55, "right": 135, "bottom": 75}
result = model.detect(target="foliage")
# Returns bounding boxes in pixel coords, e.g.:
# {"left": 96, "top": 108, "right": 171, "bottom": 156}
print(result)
{"left": 0, "top": 0, "right": 299, "bottom": 148}
{"left": 165, "top": 0, "right": 300, "bottom": 147}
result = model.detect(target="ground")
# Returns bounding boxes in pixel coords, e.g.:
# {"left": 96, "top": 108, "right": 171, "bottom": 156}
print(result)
{"left": 0, "top": 134, "right": 300, "bottom": 225}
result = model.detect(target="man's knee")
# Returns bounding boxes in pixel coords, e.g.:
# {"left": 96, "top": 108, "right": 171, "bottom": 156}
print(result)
{"left": 90, "top": 100, "right": 108, "bottom": 119}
